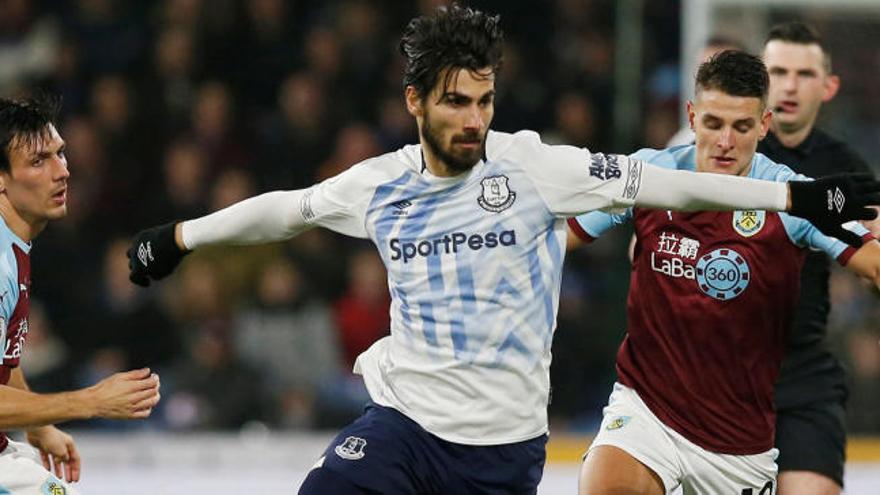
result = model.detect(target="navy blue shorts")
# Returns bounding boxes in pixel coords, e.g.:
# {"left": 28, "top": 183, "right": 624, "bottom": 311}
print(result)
{"left": 311, "top": 404, "right": 548, "bottom": 494}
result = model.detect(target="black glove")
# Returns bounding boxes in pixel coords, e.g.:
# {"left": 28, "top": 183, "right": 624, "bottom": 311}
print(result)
{"left": 127, "top": 222, "right": 189, "bottom": 287}
{"left": 789, "top": 173, "right": 880, "bottom": 247}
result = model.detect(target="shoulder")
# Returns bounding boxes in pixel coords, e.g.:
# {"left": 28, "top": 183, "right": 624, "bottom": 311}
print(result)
{"left": 0, "top": 239, "right": 19, "bottom": 314}
{"left": 631, "top": 145, "right": 695, "bottom": 171}
{"left": 485, "top": 129, "right": 544, "bottom": 161}
{"left": 320, "top": 148, "right": 418, "bottom": 196}
{"left": 749, "top": 153, "right": 802, "bottom": 182}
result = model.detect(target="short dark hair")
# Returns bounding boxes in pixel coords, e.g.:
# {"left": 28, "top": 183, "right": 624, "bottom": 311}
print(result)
{"left": 399, "top": 4, "right": 504, "bottom": 100}
{"left": 695, "top": 50, "right": 768, "bottom": 105}
{"left": 765, "top": 21, "right": 831, "bottom": 72}
{"left": 0, "top": 94, "right": 61, "bottom": 173}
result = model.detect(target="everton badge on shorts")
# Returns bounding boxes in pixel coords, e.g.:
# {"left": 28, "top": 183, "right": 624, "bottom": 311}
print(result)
{"left": 732, "top": 210, "right": 765, "bottom": 238}
{"left": 478, "top": 175, "right": 516, "bottom": 213}
{"left": 335, "top": 436, "right": 367, "bottom": 460}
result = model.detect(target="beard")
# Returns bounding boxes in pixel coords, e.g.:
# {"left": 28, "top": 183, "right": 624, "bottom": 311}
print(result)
{"left": 421, "top": 112, "right": 486, "bottom": 174}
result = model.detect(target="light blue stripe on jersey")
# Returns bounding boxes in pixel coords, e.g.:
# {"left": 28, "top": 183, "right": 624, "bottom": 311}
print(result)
{"left": 367, "top": 168, "right": 473, "bottom": 353}
{"left": 369, "top": 170, "right": 428, "bottom": 342}
{"left": 541, "top": 221, "right": 564, "bottom": 350}
{"left": 451, "top": 260, "right": 474, "bottom": 358}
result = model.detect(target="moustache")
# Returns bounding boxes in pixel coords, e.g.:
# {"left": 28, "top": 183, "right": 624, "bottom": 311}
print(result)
{"left": 452, "top": 135, "right": 482, "bottom": 144}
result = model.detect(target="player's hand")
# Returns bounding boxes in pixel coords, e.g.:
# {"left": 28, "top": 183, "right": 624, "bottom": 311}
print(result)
{"left": 87, "top": 368, "right": 161, "bottom": 420}
{"left": 26, "top": 425, "right": 81, "bottom": 483}
{"left": 127, "top": 222, "right": 188, "bottom": 286}
{"left": 788, "top": 173, "right": 880, "bottom": 247}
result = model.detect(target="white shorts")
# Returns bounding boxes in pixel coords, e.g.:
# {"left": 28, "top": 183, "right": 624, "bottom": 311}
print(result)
{"left": 0, "top": 440, "right": 81, "bottom": 495}
{"left": 587, "top": 383, "right": 778, "bottom": 495}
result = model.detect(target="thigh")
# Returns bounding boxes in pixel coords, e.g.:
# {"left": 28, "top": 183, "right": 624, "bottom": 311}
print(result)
{"left": 580, "top": 445, "right": 665, "bottom": 495}
{"left": 305, "top": 405, "right": 444, "bottom": 495}
{"left": 775, "top": 402, "right": 845, "bottom": 489}
{"left": 579, "top": 384, "right": 681, "bottom": 494}
{"left": 678, "top": 444, "right": 777, "bottom": 495}
{"left": 0, "top": 441, "right": 80, "bottom": 495}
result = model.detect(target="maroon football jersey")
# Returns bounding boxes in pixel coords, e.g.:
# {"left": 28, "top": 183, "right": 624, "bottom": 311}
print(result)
{"left": 572, "top": 207, "right": 860, "bottom": 454}
{"left": 0, "top": 243, "right": 31, "bottom": 453}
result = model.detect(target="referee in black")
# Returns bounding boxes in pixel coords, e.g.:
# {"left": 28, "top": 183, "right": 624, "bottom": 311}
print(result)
{"left": 760, "top": 22, "right": 878, "bottom": 495}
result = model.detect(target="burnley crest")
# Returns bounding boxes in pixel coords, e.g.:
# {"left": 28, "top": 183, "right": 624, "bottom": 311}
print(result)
{"left": 478, "top": 175, "right": 516, "bottom": 213}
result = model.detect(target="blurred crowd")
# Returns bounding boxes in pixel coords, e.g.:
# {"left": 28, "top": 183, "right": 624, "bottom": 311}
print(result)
{"left": 1, "top": 0, "right": 877, "bottom": 434}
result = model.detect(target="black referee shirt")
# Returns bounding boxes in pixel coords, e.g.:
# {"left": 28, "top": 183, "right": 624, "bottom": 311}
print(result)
{"left": 758, "top": 129, "right": 873, "bottom": 409}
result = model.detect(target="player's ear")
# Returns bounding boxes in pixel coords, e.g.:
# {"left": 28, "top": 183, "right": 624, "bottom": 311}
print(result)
{"left": 759, "top": 108, "right": 773, "bottom": 140}
{"left": 405, "top": 86, "right": 424, "bottom": 118}
{"left": 687, "top": 100, "right": 696, "bottom": 131}
{"left": 822, "top": 74, "right": 840, "bottom": 102}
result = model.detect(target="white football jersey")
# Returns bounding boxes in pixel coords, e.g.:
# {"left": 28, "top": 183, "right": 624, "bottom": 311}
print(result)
{"left": 301, "top": 129, "right": 643, "bottom": 444}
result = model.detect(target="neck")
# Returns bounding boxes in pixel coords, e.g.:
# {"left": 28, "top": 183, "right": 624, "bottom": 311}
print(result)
{"left": 0, "top": 199, "right": 44, "bottom": 242}
{"left": 420, "top": 138, "right": 461, "bottom": 178}
{"left": 771, "top": 122, "right": 813, "bottom": 149}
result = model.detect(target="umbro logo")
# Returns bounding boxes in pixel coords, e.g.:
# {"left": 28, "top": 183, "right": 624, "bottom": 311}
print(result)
{"left": 137, "top": 242, "right": 155, "bottom": 267}
{"left": 391, "top": 200, "right": 412, "bottom": 216}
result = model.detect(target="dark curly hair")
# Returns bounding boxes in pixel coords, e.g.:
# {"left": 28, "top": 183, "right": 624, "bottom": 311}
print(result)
{"left": 695, "top": 50, "right": 768, "bottom": 105}
{"left": 0, "top": 93, "right": 61, "bottom": 172}
{"left": 399, "top": 4, "right": 504, "bottom": 100}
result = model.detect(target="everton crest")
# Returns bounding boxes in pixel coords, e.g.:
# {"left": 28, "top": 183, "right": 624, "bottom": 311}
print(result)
{"left": 334, "top": 436, "right": 367, "bottom": 460}
{"left": 478, "top": 175, "right": 516, "bottom": 213}
{"left": 732, "top": 210, "right": 765, "bottom": 237}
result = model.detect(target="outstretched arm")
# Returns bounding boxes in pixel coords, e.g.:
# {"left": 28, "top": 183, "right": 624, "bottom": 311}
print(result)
{"left": 128, "top": 189, "right": 313, "bottom": 286}
{"left": 0, "top": 367, "right": 160, "bottom": 429}
{"left": 636, "top": 166, "right": 880, "bottom": 246}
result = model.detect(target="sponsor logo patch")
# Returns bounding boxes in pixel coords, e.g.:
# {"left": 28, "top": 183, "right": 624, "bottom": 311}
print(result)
{"left": 389, "top": 230, "right": 517, "bottom": 263}
{"left": 732, "top": 210, "right": 765, "bottom": 238}
{"left": 695, "top": 248, "right": 750, "bottom": 300}
{"left": 335, "top": 436, "right": 367, "bottom": 460}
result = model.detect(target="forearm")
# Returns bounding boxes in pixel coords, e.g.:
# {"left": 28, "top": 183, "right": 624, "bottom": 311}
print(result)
{"left": 180, "top": 190, "right": 312, "bottom": 250}
{"left": 635, "top": 164, "right": 789, "bottom": 212}
{"left": 846, "top": 240, "right": 880, "bottom": 289}
{"left": 0, "top": 384, "right": 94, "bottom": 430}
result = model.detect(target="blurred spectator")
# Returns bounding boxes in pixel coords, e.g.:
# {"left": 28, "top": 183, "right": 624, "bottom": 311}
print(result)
{"left": 92, "top": 237, "right": 181, "bottom": 370}
{"left": 234, "top": 256, "right": 342, "bottom": 428}
{"left": 255, "top": 71, "right": 334, "bottom": 189}
{"left": 19, "top": 300, "right": 72, "bottom": 392}
{"left": 0, "top": 0, "right": 60, "bottom": 94}
{"left": 161, "top": 257, "right": 273, "bottom": 430}
{"left": 333, "top": 249, "right": 391, "bottom": 369}
{"left": 543, "top": 91, "right": 598, "bottom": 147}
{"left": 154, "top": 139, "right": 209, "bottom": 221}
{"left": 845, "top": 327, "right": 880, "bottom": 433}
{"left": 141, "top": 25, "right": 199, "bottom": 133}
{"left": 190, "top": 80, "right": 251, "bottom": 170}
{"left": 316, "top": 123, "right": 381, "bottom": 180}
{"left": 60, "top": 0, "right": 148, "bottom": 76}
